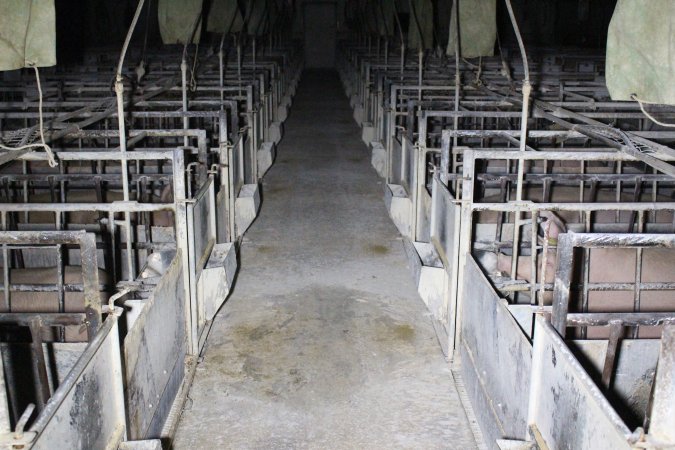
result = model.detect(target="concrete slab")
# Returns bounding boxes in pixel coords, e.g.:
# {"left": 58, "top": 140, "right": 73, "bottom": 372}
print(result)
{"left": 361, "top": 122, "right": 376, "bottom": 145}
{"left": 384, "top": 183, "right": 413, "bottom": 238}
{"left": 173, "top": 70, "right": 477, "bottom": 449}
{"left": 370, "top": 140, "right": 387, "bottom": 178}
{"left": 235, "top": 184, "right": 261, "bottom": 237}
{"left": 257, "top": 141, "right": 276, "bottom": 177}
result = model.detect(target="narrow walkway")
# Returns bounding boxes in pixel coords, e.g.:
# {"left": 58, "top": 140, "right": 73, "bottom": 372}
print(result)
{"left": 173, "top": 71, "right": 476, "bottom": 449}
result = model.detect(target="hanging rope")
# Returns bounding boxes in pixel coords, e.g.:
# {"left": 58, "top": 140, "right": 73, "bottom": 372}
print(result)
{"left": 0, "top": 66, "right": 58, "bottom": 167}
{"left": 631, "top": 94, "right": 675, "bottom": 128}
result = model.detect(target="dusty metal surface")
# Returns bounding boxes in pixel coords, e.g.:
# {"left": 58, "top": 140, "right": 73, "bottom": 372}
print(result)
{"left": 460, "top": 256, "right": 532, "bottom": 448}
{"left": 29, "top": 314, "right": 126, "bottom": 450}
{"left": 124, "top": 254, "right": 186, "bottom": 440}
{"left": 174, "top": 71, "right": 477, "bottom": 449}
{"left": 528, "top": 316, "right": 633, "bottom": 450}
{"left": 650, "top": 325, "right": 675, "bottom": 445}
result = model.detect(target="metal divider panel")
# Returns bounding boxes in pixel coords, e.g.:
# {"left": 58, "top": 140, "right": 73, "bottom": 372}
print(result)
{"left": 124, "top": 256, "right": 186, "bottom": 439}
{"left": 31, "top": 316, "right": 125, "bottom": 449}
{"left": 430, "top": 175, "right": 458, "bottom": 274}
{"left": 460, "top": 256, "right": 532, "bottom": 445}
{"left": 403, "top": 136, "right": 415, "bottom": 195}
{"left": 529, "top": 316, "right": 633, "bottom": 450}
{"left": 189, "top": 178, "right": 216, "bottom": 282}
{"left": 391, "top": 138, "right": 403, "bottom": 185}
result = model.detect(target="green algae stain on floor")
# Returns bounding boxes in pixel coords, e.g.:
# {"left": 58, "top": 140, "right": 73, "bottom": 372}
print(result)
{"left": 367, "top": 244, "right": 389, "bottom": 255}
{"left": 392, "top": 324, "right": 415, "bottom": 342}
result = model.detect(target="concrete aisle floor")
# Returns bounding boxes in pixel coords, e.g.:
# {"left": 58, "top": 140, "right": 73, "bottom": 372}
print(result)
{"left": 173, "top": 71, "right": 477, "bottom": 449}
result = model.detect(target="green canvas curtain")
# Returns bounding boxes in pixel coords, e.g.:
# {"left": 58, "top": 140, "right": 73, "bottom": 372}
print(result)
{"left": 408, "top": 0, "right": 433, "bottom": 50}
{"left": 363, "top": 1, "right": 379, "bottom": 35}
{"left": 0, "top": 0, "right": 56, "bottom": 71}
{"left": 446, "top": 0, "right": 496, "bottom": 58}
{"left": 207, "top": 0, "right": 244, "bottom": 34}
{"left": 606, "top": 0, "right": 675, "bottom": 104}
{"left": 158, "top": 0, "right": 204, "bottom": 45}
{"left": 377, "top": 0, "right": 396, "bottom": 37}
{"left": 246, "top": 0, "right": 269, "bottom": 36}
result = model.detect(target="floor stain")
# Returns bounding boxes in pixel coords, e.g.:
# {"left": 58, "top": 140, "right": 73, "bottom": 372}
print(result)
{"left": 256, "top": 245, "right": 275, "bottom": 254}
{"left": 367, "top": 244, "right": 389, "bottom": 255}
{"left": 392, "top": 324, "right": 415, "bottom": 342}
{"left": 265, "top": 186, "right": 288, "bottom": 194}
{"left": 233, "top": 324, "right": 273, "bottom": 341}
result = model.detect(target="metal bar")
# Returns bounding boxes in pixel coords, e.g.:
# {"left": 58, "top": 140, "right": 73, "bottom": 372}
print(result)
{"left": 29, "top": 317, "right": 51, "bottom": 412}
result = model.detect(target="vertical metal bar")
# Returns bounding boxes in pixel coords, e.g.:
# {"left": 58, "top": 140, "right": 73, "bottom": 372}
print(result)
{"left": 633, "top": 212, "right": 645, "bottom": 338}
{"left": 530, "top": 210, "right": 538, "bottom": 304}
{"left": 417, "top": 50, "right": 423, "bottom": 102}
{"left": 601, "top": 321, "right": 623, "bottom": 388}
{"left": 29, "top": 317, "right": 51, "bottom": 412}
{"left": 56, "top": 237, "right": 64, "bottom": 342}
{"left": 648, "top": 325, "right": 675, "bottom": 443}
{"left": 173, "top": 148, "right": 197, "bottom": 355}
{"left": 454, "top": 149, "right": 476, "bottom": 353}
{"left": 552, "top": 234, "right": 575, "bottom": 336}
{"left": 440, "top": 131, "right": 450, "bottom": 186}
{"left": 1, "top": 212, "right": 8, "bottom": 311}
{"left": 79, "top": 232, "right": 101, "bottom": 338}
{"left": 452, "top": 0, "right": 460, "bottom": 148}
{"left": 219, "top": 48, "right": 224, "bottom": 110}
{"left": 181, "top": 59, "right": 189, "bottom": 148}
{"left": 108, "top": 211, "right": 118, "bottom": 285}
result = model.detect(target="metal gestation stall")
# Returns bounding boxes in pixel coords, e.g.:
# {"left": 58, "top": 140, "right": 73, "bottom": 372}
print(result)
{"left": 0, "top": 36, "right": 302, "bottom": 448}
{"left": 339, "top": 36, "right": 675, "bottom": 449}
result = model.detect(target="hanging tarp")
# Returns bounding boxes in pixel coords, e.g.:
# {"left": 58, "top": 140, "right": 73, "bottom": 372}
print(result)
{"left": 376, "top": 0, "right": 396, "bottom": 37}
{"left": 435, "top": 0, "right": 452, "bottom": 48}
{"left": 606, "top": 0, "right": 675, "bottom": 104}
{"left": 207, "top": 0, "right": 244, "bottom": 34}
{"left": 0, "top": 0, "right": 56, "bottom": 71}
{"left": 158, "top": 0, "right": 204, "bottom": 45}
{"left": 446, "top": 0, "right": 496, "bottom": 58}
{"left": 246, "top": 0, "right": 268, "bottom": 36}
{"left": 267, "top": 0, "right": 281, "bottom": 32}
{"left": 408, "top": 0, "right": 433, "bottom": 50}
{"left": 363, "top": 0, "right": 379, "bottom": 35}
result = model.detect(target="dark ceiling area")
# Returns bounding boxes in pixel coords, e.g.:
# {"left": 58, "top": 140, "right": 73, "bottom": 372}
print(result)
{"left": 53, "top": 0, "right": 618, "bottom": 64}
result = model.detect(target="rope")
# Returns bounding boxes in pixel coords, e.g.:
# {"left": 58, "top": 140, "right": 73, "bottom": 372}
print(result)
{"left": 631, "top": 94, "right": 675, "bottom": 128}
{"left": 0, "top": 66, "right": 58, "bottom": 167}
{"left": 190, "top": 41, "right": 200, "bottom": 91}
